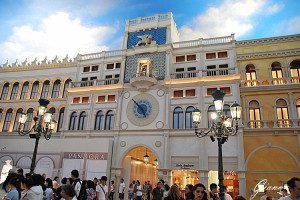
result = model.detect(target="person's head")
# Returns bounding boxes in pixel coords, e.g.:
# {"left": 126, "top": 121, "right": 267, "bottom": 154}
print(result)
{"left": 193, "top": 184, "right": 207, "bottom": 200}
{"left": 17, "top": 168, "right": 23, "bottom": 175}
{"left": 100, "top": 176, "right": 107, "bottom": 185}
{"left": 61, "top": 184, "right": 76, "bottom": 198}
{"left": 164, "top": 184, "right": 170, "bottom": 192}
{"left": 281, "top": 188, "right": 288, "bottom": 197}
{"left": 136, "top": 180, "right": 140, "bottom": 185}
{"left": 111, "top": 180, "right": 114, "bottom": 185}
{"left": 20, "top": 176, "right": 32, "bottom": 191}
{"left": 8, "top": 177, "right": 21, "bottom": 199}
{"left": 61, "top": 177, "right": 68, "bottom": 185}
{"left": 234, "top": 196, "right": 246, "bottom": 200}
{"left": 287, "top": 177, "right": 300, "bottom": 198}
{"left": 54, "top": 176, "right": 59, "bottom": 181}
{"left": 93, "top": 177, "right": 98, "bottom": 184}
{"left": 157, "top": 181, "right": 163, "bottom": 189}
{"left": 42, "top": 173, "right": 46, "bottom": 180}
{"left": 160, "top": 179, "right": 165, "bottom": 184}
{"left": 87, "top": 180, "right": 95, "bottom": 189}
{"left": 185, "top": 184, "right": 194, "bottom": 194}
{"left": 121, "top": 178, "right": 124, "bottom": 183}
{"left": 210, "top": 183, "right": 218, "bottom": 193}
{"left": 45, "top": 178, "right": 53, "bottom": 188}
{"left": 30, "top": 174, "right": 44, "bottom": 186}
{"left": 132, "top": 180, "right": 136, "bottom": 184}
{"left": 169, "top": 185, "right": 180, "bottom": 198}
{"left": 71, "top": 169, "right": 79, "bottom": 180}
{"left": 68, "top": 178, "right": 73, "bottom": 184}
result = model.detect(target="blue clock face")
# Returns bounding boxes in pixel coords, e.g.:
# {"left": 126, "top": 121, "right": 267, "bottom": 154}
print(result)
{"left": 133, "top": 100, "right": 152, "bottom": 118}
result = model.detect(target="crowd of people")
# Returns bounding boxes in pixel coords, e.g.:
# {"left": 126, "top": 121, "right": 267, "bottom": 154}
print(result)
{"left": 0, "top": 168, "right": 299, "bottom": 200}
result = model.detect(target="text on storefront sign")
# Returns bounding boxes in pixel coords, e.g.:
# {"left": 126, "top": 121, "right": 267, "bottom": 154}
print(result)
{"left": 64, "top": 152, "right": 108, "bottom": 160}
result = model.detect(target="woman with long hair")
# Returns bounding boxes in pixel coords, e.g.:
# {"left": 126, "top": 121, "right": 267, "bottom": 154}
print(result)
{"left": 193, "top": 184, "right": 208, "bottom": 200}
{"left": 3, "top": 177, "right": 21, "bottom": 200}
{"left": 164, "top": 185, "right": 183, "bottom": 200}
{"left": 43, "top": 178, "right": 53, "bottom": 200}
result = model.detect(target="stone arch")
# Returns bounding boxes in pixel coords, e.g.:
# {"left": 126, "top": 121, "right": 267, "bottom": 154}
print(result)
{"left": 35, "top": 156, "right": 55, "bottom": 178}
{"left": 16, "top": 156, "right": 31, "bottom": 174}
{"left": 245, "top": 144, "right": 300, "bottom": 170}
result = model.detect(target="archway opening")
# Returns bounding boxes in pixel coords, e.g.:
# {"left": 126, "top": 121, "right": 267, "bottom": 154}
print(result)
{"left": 122, "top": 146, "right": 158, "bottom": 186}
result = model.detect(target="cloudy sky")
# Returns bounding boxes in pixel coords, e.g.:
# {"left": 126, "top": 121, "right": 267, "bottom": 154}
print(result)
{"left": 0, "top": 0, "right": 299, "bottom": 64}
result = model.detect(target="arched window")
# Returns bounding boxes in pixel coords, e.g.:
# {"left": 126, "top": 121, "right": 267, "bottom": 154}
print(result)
{"left": 57, "top": 107, "right": 65, "bottom": 132}
{"left": 245, "top": 64, "right": 257, "bottom": 86}
{"left": 63, "top": 79, "right": 72, "bottom": 98}
{"left": 0, "top": 109, "right": 3, "bottom": 123}
{"left": 3, "top": 108, "right": 13, "bottom": 132}
{"left": 41, "top": 80, "right": 50, "bottom": 99}
{"left": 207, "top": 105, "right": 216, "bottom": 128}
{"left": 95, "top": 110, "right": 104, "bottom": 130}
{"left": 51, "top": 80, "right": 61, "bottom": 98}
{"left": 20, "top": 82, "right": 29, "bottom": 99}
{"left": 185, "top": 106, "right": 195, "bottom": 129}
{"left": 271, "top": 62, "right": 283, "bottom": 84}
{"left": 78, "top": 111, "right": 87, "bottom": 130}
{"left": 296, "top": 99, "right": 300, "bottom": 119}
{"left": 173, "top": 107, "right": 183, "bottom": 129}
{"left": 276, "top": 99, "right": 289, "bottom": 127}
{"left": 10, "top": 82, "right": 19, "bottom": 100}
{"left": 13, "top": 108, "right": 23, "bottom": 131}
{"left": 69, "top": 112, "right": 77, "bottom": 130}
{"left": 49, "top": 107, "right": 56, "bottom": 121}
{"left": 30, "top": 81, "right": 39, "bottom": 99}
{"left": 290, "top": 59, "right": 300, "bottom": 83}
{"left": 1, "top": 83, "right": 9, "bottom": 100}
{"left": 104, "top": 110, "right": 114, "bottom": 130}
{"left": 249, "top": 100, "right": 261, "bottom": 128}
{"left": 24, "top": 108, "right": 34, "bottom": 131}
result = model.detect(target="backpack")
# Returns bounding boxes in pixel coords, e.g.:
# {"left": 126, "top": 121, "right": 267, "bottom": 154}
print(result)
{"left": 76, "top": 180, "right": 87, "bottom": 200}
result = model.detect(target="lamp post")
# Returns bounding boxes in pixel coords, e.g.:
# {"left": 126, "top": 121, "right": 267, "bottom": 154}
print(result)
{"left": 18, "top": 99, "right": 57, "bottom": 174}
{"left": 192, "top": 90, "right": 242, "bottom": 200}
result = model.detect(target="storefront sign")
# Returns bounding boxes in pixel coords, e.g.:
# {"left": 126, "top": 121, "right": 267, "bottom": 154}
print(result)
{"left": 175, "top": 163, "right": 194, "bottom": 169}
{"left": 250, "top": 179, "right": 284, "bottom": 200}
{"left": 64, "top": 152, "right": 108, "bottom": 160}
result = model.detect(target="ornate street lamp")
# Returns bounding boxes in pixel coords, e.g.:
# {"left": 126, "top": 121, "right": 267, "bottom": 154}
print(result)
{"left": 192, "top": 90, "right": 242, "bottom": 200}
{"left": 143, "top": 149, "right": 149, "bottom": 164}
{"left": 154, "top": 159, "right": 158, "bottom": 166}
{"left": 18, "top": 99, "right": 57, "bottom": 174}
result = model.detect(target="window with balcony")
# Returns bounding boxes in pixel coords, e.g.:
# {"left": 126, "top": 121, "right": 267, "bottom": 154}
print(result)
{"left": 10, "top": 82, "right": 19, "bottom": 100}
{"left": 174, "top": 90, "right": 183, "bottom": 98}
{"left": 185, "top": 106, "right": 195, "bottom": 129}
{"left": 95, "top": 110, "right": 104, "bottom": 130}
{"left": 245, "top": 64, "right": 257, "bottom": 86}
{"left": 1, "top": 83, "right": 9, "bottom": 100}
{"left": 207, "top": 65, "right": 216, "bottom": 76}
{"left": 63, "top": 79, "right": 72, "bottom": 98}
{"left": 219, "top": 64, "right": 229, "bottom": 75}
{"left": 83, "top": 66, "right": 90, "bottom": 72}
{"left": 41, "top": 80, "right": 50, "bottom": 99}
{"left": 69, "top": 112, "right": 77, "bottom": 130}
{"left": 91, "top": 65, "right": 99, "bottom": 71}
{"left": 104, "top": 110, "right": 114, "bottom": 130}
{"left": 290, "top": 59, "right": 300, "bottom": 83}
{"left": 30, "top": 81, "right": 39, "bottom": 99}
{"left": 2, "top": 108, "right": 13, "bottom": 132}
{"left": 13, "top": 108, "right": 23, "bottom": 131}
{"left": 51, "top": 80, "right": 61, "bottom": 98}
{"left": 57, "top": 107, "right": 65, "bottom": 132}
{"left": 20, "top": 82, "right": 29, "bottom": 99}
{"left": 271, "top": 62, "right": 284, "bottom": 84}
{"left": 276, "top": 99, "right": 290, "bottom": 127}
{"left": 24, "top": 108, "right": 33, "bottom": 131}
{"left": 249, "top": 100, "right": 261, "bottom": 128}
{"left": 173, "top": 107, "right": 183, "bottom": 129}
{"left": 78, "top": 111, "right": 87, "bottom": 130}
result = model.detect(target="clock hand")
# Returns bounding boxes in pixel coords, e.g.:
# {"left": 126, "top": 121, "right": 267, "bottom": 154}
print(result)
{"left": 132, "top": 99, "right": 147, "bottom": 117}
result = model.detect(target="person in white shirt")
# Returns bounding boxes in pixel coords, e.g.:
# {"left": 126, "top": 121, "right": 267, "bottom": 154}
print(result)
{"left": 118, "top": 178, "right": 126, "bottom": 200}
{"left": 96, "top": 176, "right": 108, "bottom": 200}
{"left": 71, "top": 169, "right": 81, "bottom": 198}
{"left": 223, "top": 186, "right": 233, "bottom": 200}
{"left": 279, "top": 177, "right": 300, "bottom": 200}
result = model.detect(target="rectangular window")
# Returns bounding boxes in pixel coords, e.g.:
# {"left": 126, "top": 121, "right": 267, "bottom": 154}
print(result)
{"left": 175, "top": 56, "right": 185, "bottom": 62}
{"left": 82, "top": 97, "right": 89, "bottom": 103}
{"left": 218, "top": 51, "right": 228, "bottom": 58}
{"left": 91, "top": 65, "right": 99, "bottom": 71}
{"left": 174, "top": 90, "right": 183, "bottom": 98}
{"left": 108, "top": 95, "right": 116, "bottom": 102}
{"left": 98, "top": 96, "right": 105, "bottom": 102}
{"left": 107, "top": 63, "right": 114, "bottom": 70}
{"left": 176, "top": 68, "right": 185, "bottom": 72}
{"left": 73, "top": 97, "right": 80, "bottom": 104}
{"left": 207, "top": 88, "right": 217, "bottom": 95}
{"left": 206, "top": 53, "right": 216, "bottom": 59}
{"left": 187, "top": 67, "right": 196, "bottom": 71}
{"left": 220, "top": 87, "right": 231, "bottom": 95}
{"left": 207, "top": 65, "right": 217, "bottom": 76}
{"left": 83, "top": 67, "right": 90, "bottom": 72}
{"left": 90, "top": 76, "right": 97, "bottom": 80}
{"left": 186, "top": 89, "right": 196, "bottom": 97}
{"left": 187, "top": 54, "right": 196, "bottom": 61}
{"left": 81, "top": 77, "right": 88, "bottom": 81}
{"left": 115, "top": 63, "right": 121, "bottom": 69}
{"left": 219, "top": 64, "right": 228, "bottom": 68}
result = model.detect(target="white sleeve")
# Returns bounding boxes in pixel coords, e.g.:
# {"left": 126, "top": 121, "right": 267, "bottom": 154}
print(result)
{"left": 96, "top": 185, "right": 101, "bottom": 192}
{"left": 75, "top": 182, "right": 81, "bottom": 196}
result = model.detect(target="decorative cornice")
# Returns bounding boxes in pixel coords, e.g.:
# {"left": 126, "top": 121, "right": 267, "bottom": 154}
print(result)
{"left": 0, "top": 62, "right": 77, "bottom": 72}
{"left": 236, "top": 34, "right": 300, "bottom": 47}
{"left": 237, "top": 49, "right": 300, "bottom": 61}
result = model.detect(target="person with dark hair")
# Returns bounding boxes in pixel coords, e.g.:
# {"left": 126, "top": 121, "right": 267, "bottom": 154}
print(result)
{"left": 135, "top": 180, "right": 143, "bottom": 200}
{"left": 279, "top": 177, "right": 300, "bottom": 200}
{"left": 118, "top": 178, "right": 125, "bottom": 200}
{"left": 193, "top": 184, "right": 208, "bottom": 200}
{"left": 71, "top": 169, "right": 81, "bottom": 198}
{"left": 17, "top": 169, "right": 23, "bottom": 176}
{"left": 209, "top": 183, "right": 219, "bottom": 200}
{"left": 20, "top": 176, "right": 32, "bottom": 199}
{"left": 86, "top": 180, "right": 96, "bottom": 200}
{"left": 96, "top": 176, "right": 108, "bottom": 200}
{"left": 280, "top": 189, "right": 288, "bottom": 198}
{"left": 222, "top": 186, "right": 232, "bottom": 200}
{"left": 151, "top": 181, "right": 163, "bottom": 200}
{"left": 185, "top": 184, "right": 194, "bottom": 200}
{"left": 22, "top": 174, "right": 43, "bottom": 200}
{"left": 61, "top": 184, "right": 77, "bottom": 200}
{"left": 163, "top": 184, "right": 170, "bottom": 198}
{"left": 164, "top": 185, "right": 183, "bottom": 200}
{"left": 4, "top": 176, "right": 21, "bottom": 200}
{"left": 43, "top": 178, "right": 53, "bottom": 200}
{"left": 109, "top": 180, "right": 115, "bottom": 200}
{"left": 52, "top": 176, "right": 59, "bottom": 191}
{"left": 55, "top": 177, "right": 68, "bottom": 200}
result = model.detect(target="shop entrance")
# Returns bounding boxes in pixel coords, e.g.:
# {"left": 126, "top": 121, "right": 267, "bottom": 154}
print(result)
{"left": 122, "top": 146, "right": 158, "bottom": 186}
{"left": 172, "top": 170, "right": 199, "bottom": 190}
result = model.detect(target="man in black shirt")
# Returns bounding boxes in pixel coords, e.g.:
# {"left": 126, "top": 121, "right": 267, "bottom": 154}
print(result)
{"left": 151, "top": 181, "right": 163, "bottom": 200}
{"left": 209, "top": 183, "right": 220, "bottom": 200}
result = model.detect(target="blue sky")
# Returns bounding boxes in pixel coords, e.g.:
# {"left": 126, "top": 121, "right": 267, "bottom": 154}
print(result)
{"left": 0, "top": 0, "right": 299, "bottom": 64}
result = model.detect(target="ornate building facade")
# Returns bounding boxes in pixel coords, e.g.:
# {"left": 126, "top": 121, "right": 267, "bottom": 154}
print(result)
{"left": 0, "top": 13, "right": 299, "bottom": 199}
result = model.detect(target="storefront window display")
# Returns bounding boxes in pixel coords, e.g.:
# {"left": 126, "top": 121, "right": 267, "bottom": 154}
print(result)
{"left": 172, "top": 170, "right": 199, "bottom": 190}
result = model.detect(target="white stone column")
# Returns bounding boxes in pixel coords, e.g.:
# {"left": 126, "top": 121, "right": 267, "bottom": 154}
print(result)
{"left": 165, "top": 50, "right": 171, "bottom": 80}
{"left": 119, "top": 56, "right": 126, "bottom": 84}
{"left": 288, "top": 92, "right": 297, "bottom": 126}
{"left": 238, "top": 172, "right": 246, "bottom": 197}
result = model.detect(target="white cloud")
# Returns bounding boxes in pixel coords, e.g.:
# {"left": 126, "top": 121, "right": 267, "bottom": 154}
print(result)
{"left": 275, "top": 16, "right": 300, "bottom": 36}
{"left": 265, "top": 3, "right": 283, "bottom": 15}
{"left": 0, "top": 12, "right": 115, "bottom": 63}
{"left": 179, "top": 0, "right": 281, "bottom": 41}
